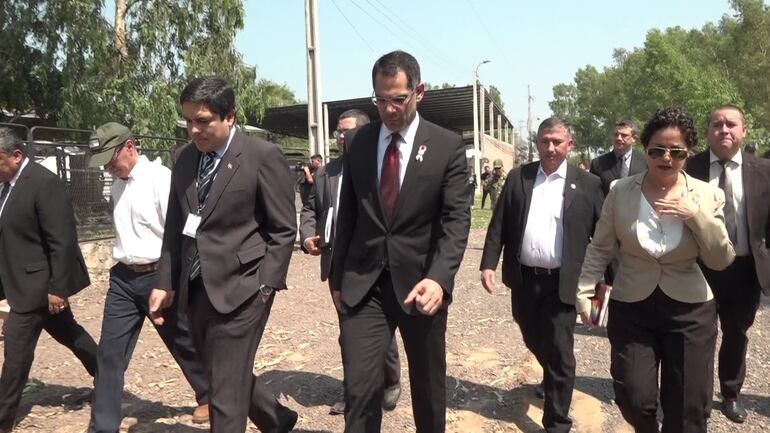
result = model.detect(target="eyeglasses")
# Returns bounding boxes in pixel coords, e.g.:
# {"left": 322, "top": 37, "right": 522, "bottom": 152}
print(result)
{"left": 646, "top": 146, "right": 688, "bottom": 160}
{"left": 371, "top": 92, "right": 413, "bottom": 107}
{"left": 332, "top": 129, "right": 349, "bottom": 139}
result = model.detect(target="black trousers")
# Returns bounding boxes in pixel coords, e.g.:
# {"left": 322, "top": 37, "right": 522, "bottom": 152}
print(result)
{"left": 702, "top": 256, "right": 760, "bottom": 401}
{"left": 512, "top": 267, "right": 576, "bottom": 433}
{"left": 481, "top": 189, "right": 490, "bottom": 208}
{"left": 188, "top": 278, "right": 294, "bottom": 433}
{"left": 608, "top": 287, "right": 716, "bottom": 433}
{"left": 0, "top": 305, "right": 97, "bottom": 428}
{"left": 88, "top": 264, "right": 209, "bottom": 433}
{"left": 340, "top": 271, "right": 447, "bottom": 433}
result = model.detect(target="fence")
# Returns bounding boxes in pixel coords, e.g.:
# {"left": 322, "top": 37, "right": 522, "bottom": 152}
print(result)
{"left": 0, "top": 123, "right": 182, "bottom": 242}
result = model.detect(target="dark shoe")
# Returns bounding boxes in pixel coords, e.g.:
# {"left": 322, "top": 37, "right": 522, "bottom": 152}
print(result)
{"left": 534, "top": 381, "right": 545, "bottom": 400}
{"left": 382, "top": 383, "right": 401, "bottom": 411}
{"left": 191, "top": 403, "right": 209, "bottom": 424}
{"left": 722, "top": 399, "right": 747, "bottom": 423}
{"left": 329, "top": 400, "right": 345, "bottom": 415}
{"left": 276, "top": 409, "right": 298, "bottom": 433}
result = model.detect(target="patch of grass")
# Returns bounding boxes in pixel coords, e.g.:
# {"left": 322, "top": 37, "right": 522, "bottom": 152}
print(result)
{"left": 470, "top": 194, "right": 493, "bottom": 229}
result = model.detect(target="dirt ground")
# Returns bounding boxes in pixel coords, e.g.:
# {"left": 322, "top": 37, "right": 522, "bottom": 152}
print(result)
{"left": 2, "top": 228, "right": 769, "bottom": 432}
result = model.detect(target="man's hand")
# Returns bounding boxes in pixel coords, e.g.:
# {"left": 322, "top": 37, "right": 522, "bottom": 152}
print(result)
{"left": 47, "top": 294, "right": 68, "bottom": 315}
{"left": 304, "top": 236, "right": 322, "bottom": 256}
{"left": 149, "top": 289, "right": 175, "bottom": 326}
{"left": 404, "top": 278, "right": 444, "bottom": 316}
{"left": 480, "top": 269, "right": 496, "bottom": 294}
{"left": 331, "top": 289, "right": 343, "bottom": 313}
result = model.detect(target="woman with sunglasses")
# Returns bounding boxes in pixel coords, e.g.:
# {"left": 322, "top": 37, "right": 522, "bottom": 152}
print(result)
{"left": 576, "top": 106, "right": 735, "bottom": 432}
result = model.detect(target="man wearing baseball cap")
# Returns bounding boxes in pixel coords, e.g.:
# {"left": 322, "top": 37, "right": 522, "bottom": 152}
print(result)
{"left": 86, "top": 123, "right": 209, "bottom": 432}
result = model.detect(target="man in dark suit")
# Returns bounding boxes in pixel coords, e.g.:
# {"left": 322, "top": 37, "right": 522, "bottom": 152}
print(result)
{"left": 300, "top": 109, "right": 401, "bottom": 416}
{"left": 148, "top": 77, "right": 298, "bottom": 433}
{"left": 685, "top": 104, "right": 770, "bottom": 424}
{"left": 480, "top": 118, "right": 604, "bottom": 433}
{"left": 589, "top": 119, "right": 646, "bottom": 195}
{"left": 0, "top": 128, "right": 98, "bottom": 432}
{"left": 331, "top": 50, "right": 470, "bottom": 433}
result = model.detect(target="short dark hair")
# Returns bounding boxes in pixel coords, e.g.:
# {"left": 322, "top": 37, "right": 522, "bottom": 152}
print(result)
{"left": 615, "top": 119, "right": 637, "bottom": 136}
{"left": 371, "top": 50, "right": 421, "bottom": 91}
{"left": 310, "top": 154, "right": 323, "bottom": 162}
{"left": 640, "top": 107, "right": 698, "bottom": 149}
{"left": 709, "top": 104, "right": 746, "bottom": 126}
{"left": 338, "top": 109, "right": 370, "bottom": 127}
{"left": 180, "top": 76, "right": 235, "bottom": 120}
{"left": 0, "top": 127, "right": 26, "bottom": 157}
{"left": 537, "top": 117, "right": 573, "bottom": 139}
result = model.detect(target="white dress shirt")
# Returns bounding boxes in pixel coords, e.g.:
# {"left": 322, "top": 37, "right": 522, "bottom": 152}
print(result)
{"left": 616, "top": 150, "right": 632, "bottom": 178}
{"left": 636, "top": 194, "right": 684, "bottom": 258}
{"left": 708, "top": 149, "right": 749, "bottom": 256}
{"left": 111, "top": 155, "right": 171, "bottom": 265}
{"left": 0, "top": 156, "right": 29, "bottom": 218}
{"left": 377, "top": 114, "right": 420, "bottom": 187}
{"left": 519, "top": 160, "right": 568, "bottom": 269}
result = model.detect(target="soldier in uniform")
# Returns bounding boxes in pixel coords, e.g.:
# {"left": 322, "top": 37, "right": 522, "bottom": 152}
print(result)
{"left": 486, "top": 159, "right": 506, "bottom": 209}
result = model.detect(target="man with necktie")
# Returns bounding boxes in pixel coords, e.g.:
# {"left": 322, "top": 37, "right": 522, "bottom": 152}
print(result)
{"left": 590, "top": 120, "right": 646, "bottom": 196}
{"left": 331, "top": 51, "right": 470, "bottom": 433}
{"left": 686, "top": 104, "right": 770, "bottom": 423}
{"left": 148, "top": 77, "right": 298, "bottom": 433}
{"left": 0, "top": 127, "right": 97, "bottom": 432}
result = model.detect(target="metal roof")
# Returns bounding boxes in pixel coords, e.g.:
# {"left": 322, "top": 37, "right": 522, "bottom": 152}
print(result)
{"left": 252, "top": 85, "right": 513, "bottom": 139}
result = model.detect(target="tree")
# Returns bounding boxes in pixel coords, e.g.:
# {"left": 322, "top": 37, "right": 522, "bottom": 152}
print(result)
{"left": 488, "top": 85, "right": 504, "bottom": 110}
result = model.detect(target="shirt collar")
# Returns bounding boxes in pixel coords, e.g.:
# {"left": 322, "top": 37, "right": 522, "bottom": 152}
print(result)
{"left": 537, "top": 159, "right": 568, "bottom": 179}
{"left": 127, "top": 155, "right": 151, "bottom": 181}
{"left": 9, "top": 157, "right": 29, "bottom": 187}
{"left": 709, "top": 148, "right": 742, "bottom": 166}
{"left": 209, "top": 126, "right": 235, "bottom": 159}
{"left": 381, "top": 113, "right": 420, "bottom": 144}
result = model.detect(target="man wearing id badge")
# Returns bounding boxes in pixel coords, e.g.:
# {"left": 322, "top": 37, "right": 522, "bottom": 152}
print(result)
{"left": 149, "top": 76, "right": 298, "bottom": 433}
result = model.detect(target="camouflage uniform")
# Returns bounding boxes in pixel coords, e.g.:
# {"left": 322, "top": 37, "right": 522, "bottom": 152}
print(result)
{"left": 486, "top": 159, "right": 506, "bottom": 210}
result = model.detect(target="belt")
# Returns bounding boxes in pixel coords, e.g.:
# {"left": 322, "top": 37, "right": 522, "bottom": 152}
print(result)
{"left": 522, "top": 265, "right": 560, "bottom": 276}
{"left": 121, "top": 261, "right": 158, "bottom": 273}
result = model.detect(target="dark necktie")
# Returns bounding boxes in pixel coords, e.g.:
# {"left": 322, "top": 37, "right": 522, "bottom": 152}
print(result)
{"left": 189, "top": 152, "right": 217, "bottom": 280}
{"left": 619, "top": 153, "right": 629, "bottom": 177}
{"left": 718, "top": 160, "right": 738, "bottom": 244}
{"left": 197, "top": 152, "right": 218, "bottom": 209}
{"left": 0, "top": 182, "right": 10, "bottom": 211}
{"left": 380, "top": 133, "right": 401, "bottom": 222}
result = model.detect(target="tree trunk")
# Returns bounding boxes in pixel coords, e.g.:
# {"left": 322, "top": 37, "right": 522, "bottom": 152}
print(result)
{"left": 115, "top": 0, "right": 128, "bottom": 59}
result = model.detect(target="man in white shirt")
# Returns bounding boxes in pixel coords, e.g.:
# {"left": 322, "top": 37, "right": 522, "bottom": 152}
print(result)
{"left": 86, "top": 123, "right": 209, "bottom": 433}
{"left": 480, "top": 118, "right": 604, "bottom": 433}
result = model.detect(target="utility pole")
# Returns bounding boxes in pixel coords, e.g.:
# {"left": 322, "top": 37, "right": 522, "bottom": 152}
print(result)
{"left": 472, "top": 60, "right": 490, "bottom": 193}
{"left": 527, "top": 85, "right": 534, "bottom": 162}
{"left": 305, "top": 0, "right": 325, "bottom": 161}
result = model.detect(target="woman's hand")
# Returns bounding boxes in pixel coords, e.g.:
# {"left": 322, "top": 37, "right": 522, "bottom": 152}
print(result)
{"left": 654, "top": 195, "right": 699, "bottom": 220}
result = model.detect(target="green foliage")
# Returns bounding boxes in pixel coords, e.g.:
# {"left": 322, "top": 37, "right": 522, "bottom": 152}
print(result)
{"left": 549, "top": 0, "right": 769, "bottom": 154}
{"left": 0, "top": 0, "right": 296, "bottom": 148}
{"left": 489, "top": 85, "right": 504, "bottom": 110}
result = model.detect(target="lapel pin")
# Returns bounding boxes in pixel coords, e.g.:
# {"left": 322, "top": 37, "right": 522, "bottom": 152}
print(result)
{"left": 416, "top": 144, "right": 427, "bottom": 162}
{"left": 570, "top": 183, "right": 576, "bottom": 189}
{"left": 227, "top": 162, "right": 233, "bottom": 170}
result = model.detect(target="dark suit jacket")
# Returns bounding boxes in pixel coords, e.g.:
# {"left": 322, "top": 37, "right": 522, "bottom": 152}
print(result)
{"left": 0, "top": 161, "right": 90, "bottom": 312}
{"left": 331, "top": 118, "right": 470, "bottom": 314}
{"left": 685, "top": 150, "right": 770, "bottom": 293}
{"left": 156, "top": 130, "right": 297, "bottom": 314}
{"left": 299, "top": 157, "right": 342, "bottom": 281}
{"left": 480, "top": 162, "right": 604, "bottom": 305}
{"left": 590, "top": 148, "right": 646, "bottom": 195}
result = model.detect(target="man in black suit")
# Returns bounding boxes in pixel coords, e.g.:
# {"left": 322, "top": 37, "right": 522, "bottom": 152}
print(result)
{"left": 685, "top": 104, "right": 770, "bottom": 424}
{"left": 0, "top": 128, "right": 98, "bottom": 432}
{"left": 300, "top": 109, "right": 401, "bottom": 415}
{"left": 480, "top": 118, "right": 604, "bottom": 433}
{"left": 331, "top": 50, "right": 470, "bottom": 433}
{"left": 589, "top": 119, "right": 645, "bottom": 195}
{"left": 148, "top": 77, "right": 298, "bottom": 433}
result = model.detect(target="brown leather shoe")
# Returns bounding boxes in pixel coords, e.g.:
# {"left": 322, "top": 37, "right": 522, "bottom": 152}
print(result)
{"left": 192, "top": 403, "right": 209, "bottom": 424}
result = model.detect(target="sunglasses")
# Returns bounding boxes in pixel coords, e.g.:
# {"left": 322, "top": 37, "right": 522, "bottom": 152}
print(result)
{"left": 646, "top": 146, "right": 688, "bottom": 160}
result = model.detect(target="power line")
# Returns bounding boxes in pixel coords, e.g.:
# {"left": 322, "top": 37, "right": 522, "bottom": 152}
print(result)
{"left": 331, "top": 0, "right": 374, "bottom": 52}
{"left": 464, "top": 0, "right": 516, "bottom": 71}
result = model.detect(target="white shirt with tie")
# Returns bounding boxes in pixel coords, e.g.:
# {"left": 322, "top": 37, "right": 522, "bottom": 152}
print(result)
{"left": 0, "top": 156, "right": 29, "bottom": 218}
{"left": 377, "top": 114, "right": 420, "bottom": 187}
{"left": 708, "top": 149, "right": 749, "bottom": 256}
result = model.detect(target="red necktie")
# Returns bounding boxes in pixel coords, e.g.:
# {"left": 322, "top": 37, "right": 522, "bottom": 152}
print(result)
{"left": 380, "top": 133, "right": 401, "bottom": 222}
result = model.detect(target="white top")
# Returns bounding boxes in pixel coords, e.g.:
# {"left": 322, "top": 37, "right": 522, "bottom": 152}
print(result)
{"left": 708, "top": 150, "right": 749, "bottom": 256}
{"left": 377, "top": 113, "right": 420, "bottom": 187}
{"left": 111, "top": 155, "right": 171, "bottom": 265}
{"left": 519, "top": 160, "right": 568, "bottom": 269}
{"left": 0, "top": 157, "right": 29, "bottom": 218}
{"left": 636, "top": 194, "right": 684, "bottom": 258}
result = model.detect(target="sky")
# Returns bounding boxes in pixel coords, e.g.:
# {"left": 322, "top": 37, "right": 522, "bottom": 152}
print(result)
{"left": 237, "top": 0, "right": 741, "bottom": 129}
